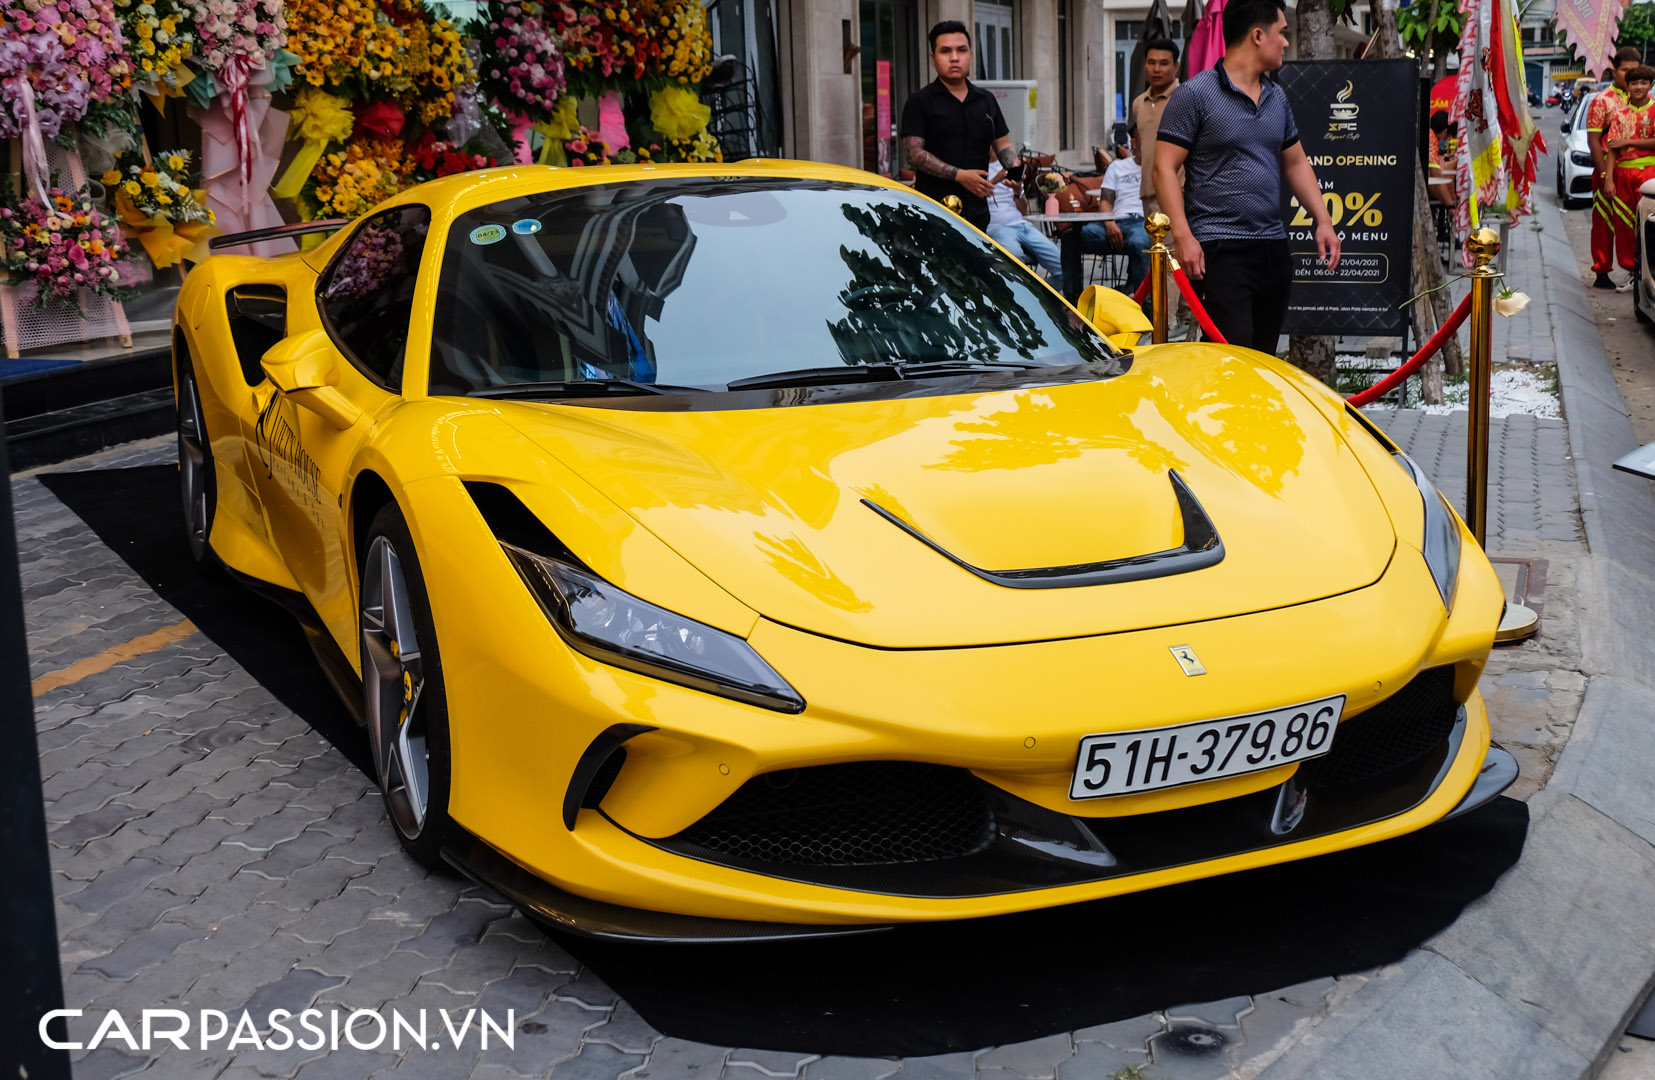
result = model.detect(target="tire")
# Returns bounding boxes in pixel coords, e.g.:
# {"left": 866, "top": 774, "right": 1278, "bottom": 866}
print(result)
{"left": 1555, "top": 165, "right": 1567, "bottom": 204}
{"left": 359, "top": 503, "right": 455, "bottom": 869}
{"left": 176, "top": 356, "right": 219, "bottom": 568}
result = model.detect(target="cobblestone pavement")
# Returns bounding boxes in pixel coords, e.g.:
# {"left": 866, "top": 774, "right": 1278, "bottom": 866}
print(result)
{"left": 15, "top": 373, "right": 1586, "bottom": 1080}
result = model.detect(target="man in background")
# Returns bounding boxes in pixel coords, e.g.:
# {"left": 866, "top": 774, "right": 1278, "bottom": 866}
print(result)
{"left": 985, "top": 160, "right": 1066, "bottom": 291}
{"left": 1132, "top": 37, "right": 1181, "bottom": 219}
{"left": 1586, "top": 47, "right": 1644, "bottom": 290}
{"left": 900, "top": 21, "right": 1020, "bottom": 232}
{"left": 1427, "top": 111, "right": 1456, "bottom": 206}
{"left": 1081, "top": 133, "right": 1151, "bottom": 295}
{"left": 1153, "top": 0, "right": 1340, "bottom": 353}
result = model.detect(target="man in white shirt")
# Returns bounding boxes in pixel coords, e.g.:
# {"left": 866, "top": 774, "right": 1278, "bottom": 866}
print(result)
{"left": 984, "top": 161, "right": 1065, "bottom": 292}
{"left": 1081, "top": 134, "right": 1151, "bottom": 294}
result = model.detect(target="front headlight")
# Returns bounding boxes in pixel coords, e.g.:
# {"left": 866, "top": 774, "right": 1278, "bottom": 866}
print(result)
{"left": 1571, "top": 151, "right": 1594, "bottom": 167}
{"left": 1393, "top": 452, "right": 1461, "bottom": 612}
{"left": 501, "top": 543, "right": 805, "bottom": 713}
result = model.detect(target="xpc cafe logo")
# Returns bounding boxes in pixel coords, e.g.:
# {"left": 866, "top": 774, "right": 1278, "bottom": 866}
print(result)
{"left": 1327, "top": 79, "right": 1361, "bottom": 141}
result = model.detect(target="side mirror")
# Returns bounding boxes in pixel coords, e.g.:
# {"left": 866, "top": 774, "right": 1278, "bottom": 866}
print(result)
{"left": 1075, "top": 284, "right": 1153, "bottom": 350}
{"left": 260, "top": 329, "right": 362, "bottom": 429}
{"left": 1560, "top": 120, "right": 1571, "bottom": 134}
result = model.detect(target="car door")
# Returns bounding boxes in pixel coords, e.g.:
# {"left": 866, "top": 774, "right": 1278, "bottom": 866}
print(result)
{"left": 244, "top": 205, "right": 431, "bottom": 647}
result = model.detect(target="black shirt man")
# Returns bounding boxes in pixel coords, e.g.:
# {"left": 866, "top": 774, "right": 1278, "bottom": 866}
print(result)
{"left": 899, "top": 21, "right": 1018, "bottom": 231}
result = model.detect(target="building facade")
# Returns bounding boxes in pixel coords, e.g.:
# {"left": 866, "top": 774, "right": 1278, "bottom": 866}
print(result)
{"left": 727, "top": 0, "right": 1376, "bottom": 177}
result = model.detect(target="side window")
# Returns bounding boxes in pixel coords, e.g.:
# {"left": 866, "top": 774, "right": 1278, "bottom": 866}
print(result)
{"left": 319, "top": 206, "right": 431, "bottom": 390}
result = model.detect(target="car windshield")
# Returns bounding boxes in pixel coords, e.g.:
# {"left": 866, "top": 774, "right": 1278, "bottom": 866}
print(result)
{"left": 428, "top": 177, "right": 1120, "bottom": 396}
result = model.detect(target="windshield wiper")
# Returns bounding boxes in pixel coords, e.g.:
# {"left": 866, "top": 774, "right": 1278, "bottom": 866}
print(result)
{"left": 726, "top": 360, "right": 1033, "bottom": 392}
{"left": 726, "top": 365, "right": 906, "bottom": 391}
{"left": 470, "top": 379, "right": 699, "bottom": 400}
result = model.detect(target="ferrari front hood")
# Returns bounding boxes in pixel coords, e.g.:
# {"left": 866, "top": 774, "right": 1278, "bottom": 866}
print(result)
{"left": 500, "top": 349, "right": 1397, "bottom": 648}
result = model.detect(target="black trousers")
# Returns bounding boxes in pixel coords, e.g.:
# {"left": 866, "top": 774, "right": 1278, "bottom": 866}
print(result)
{"left": 1189, "top": 239, "right": 1292, "bottom": 354}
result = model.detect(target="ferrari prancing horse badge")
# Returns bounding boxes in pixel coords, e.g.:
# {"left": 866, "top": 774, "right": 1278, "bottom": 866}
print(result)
{"left": 1170, "top": 646, "right": 1207, "bottom": 676}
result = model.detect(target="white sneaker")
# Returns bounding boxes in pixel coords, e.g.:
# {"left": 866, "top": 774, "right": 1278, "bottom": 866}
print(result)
{"left": 1616, "top": 277, "right": 1635, "bottom": 293}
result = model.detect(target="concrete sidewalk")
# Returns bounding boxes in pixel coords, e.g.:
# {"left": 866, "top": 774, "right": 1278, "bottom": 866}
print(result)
{"left": 15, "top": 184, "right": 1655, "bottom": 1080}
{"left": 1248, "top": 169, "right": 1655, "bottom": 1080}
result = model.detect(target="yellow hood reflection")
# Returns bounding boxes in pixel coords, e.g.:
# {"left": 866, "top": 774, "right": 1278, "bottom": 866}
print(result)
{"left": 498, "top": 347, "right": 1396, "bottom": 648}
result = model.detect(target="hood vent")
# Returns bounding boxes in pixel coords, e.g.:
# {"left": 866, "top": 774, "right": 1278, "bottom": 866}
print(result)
{"left": 861, "top": 470, "right": 1224, "bottom": 590}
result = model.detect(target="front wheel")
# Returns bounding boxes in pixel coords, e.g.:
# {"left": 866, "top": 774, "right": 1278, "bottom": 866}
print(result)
{"left": 360, "top": 503, "right": 454, "bottom": 869}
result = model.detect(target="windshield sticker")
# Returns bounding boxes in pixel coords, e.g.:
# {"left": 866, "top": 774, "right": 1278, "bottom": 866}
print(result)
{"left": 469, "top": 224, "right": 507, "bottom": 246}
{"left": 511, "top": 218, "right": 542, "bottom": 235}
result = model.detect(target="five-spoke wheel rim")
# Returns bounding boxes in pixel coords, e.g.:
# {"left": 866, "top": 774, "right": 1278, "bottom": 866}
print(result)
{"left": 361, "top": 537, "right": 430, "bottom": 838}
{"left": 177, "top": 371, "right": 210, "bottom": 561}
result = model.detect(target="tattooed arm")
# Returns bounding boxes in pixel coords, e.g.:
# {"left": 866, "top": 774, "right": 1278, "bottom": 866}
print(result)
{"left": 1096, "top": 187, "right": 1125, "bottom": 248}
{"left": 905, "top": 136, "right": 993, "bottom": 198}
{"left": 995, "top": 139, "right": 1018, "bottom": 173}
{"left": 903, "top": 136, "right": 957, "bottom": 181}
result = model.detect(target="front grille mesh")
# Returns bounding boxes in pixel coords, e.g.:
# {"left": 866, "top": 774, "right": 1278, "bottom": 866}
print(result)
{"left": 1297, "top": 666, "right": 1459, "bottom": 792}
{"left": 674, "top": 762, "right": 996, "bottom": 867}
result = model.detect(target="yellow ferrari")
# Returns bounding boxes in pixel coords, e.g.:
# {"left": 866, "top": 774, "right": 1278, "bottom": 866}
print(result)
{"left": 174, "top": 160, "right": 1515, "bottom": 941}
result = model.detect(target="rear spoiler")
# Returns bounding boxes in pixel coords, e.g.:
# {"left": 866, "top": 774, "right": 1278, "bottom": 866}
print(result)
{"left": 209, "top": 219, "right": 352, "bottom": 251}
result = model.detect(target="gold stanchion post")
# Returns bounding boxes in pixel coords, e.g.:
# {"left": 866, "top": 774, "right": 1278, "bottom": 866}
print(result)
{"left": 1145, "top": 212, "right": 1172, "bottom": 344}
{"left": 1465, "top": 227, "right": 1540, "bottom": 643}
{"left": 1466, "top": 227, "right": 1500, "bottom": 547}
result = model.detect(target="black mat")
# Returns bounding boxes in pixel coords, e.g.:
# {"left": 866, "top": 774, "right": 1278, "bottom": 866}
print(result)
{"left": 38, "top": 464, "right": 371, "bottom": 775}
{"left": 41, "top": 463, "right": 1530, "bottom": 1057}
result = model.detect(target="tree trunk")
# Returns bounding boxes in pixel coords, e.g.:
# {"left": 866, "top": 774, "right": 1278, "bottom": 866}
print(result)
{"left": 1426, "top": 0, "right": 1449, "bottom": 82}
{"left": 1370, "top": 0, "right": 1459, "bottom": 402}
{"left": 1286, "top": 0, "right": 1337, "bottom": 385}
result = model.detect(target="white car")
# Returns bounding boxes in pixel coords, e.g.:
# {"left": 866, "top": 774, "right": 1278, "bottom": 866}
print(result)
{"left": 1636, "top": 176, "right": 1654, "bottom": 325}
{"left": 1556, "top": 90, "right": 1602, "bottom": 209}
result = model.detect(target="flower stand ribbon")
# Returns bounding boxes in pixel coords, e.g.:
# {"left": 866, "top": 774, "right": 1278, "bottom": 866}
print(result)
{"left": 114, "top": 191, "right": 222, "bottom": 269}
{"left": 196, "top": 79, "right": 293, "bottom": 256}
{"left": 216, "top": 53, "right": 260, "bottom": 187}
{"left": 15, "top": 77, "right": 54, "bottom": 206}
{"left": 649, "top": 86, "right": 711, "bottom": 141}
{"left": 272, "top": 89, "right": 354, "bottom": 201}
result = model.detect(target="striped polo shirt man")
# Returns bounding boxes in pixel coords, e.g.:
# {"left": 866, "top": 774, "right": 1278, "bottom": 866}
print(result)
{"left": 1149, "top": 0, "right": 1339, "bottom": 356}
{"left": 1156, "top": 65, "right": 1300, "bottom": 244}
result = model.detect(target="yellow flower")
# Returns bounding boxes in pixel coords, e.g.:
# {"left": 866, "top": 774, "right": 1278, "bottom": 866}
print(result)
{"left": 167, "top": 154, "right": 183, "bottom": 170}
{"left": 124, "top": 180, "right": 141, "bottom": 196}
{"left": 102, "top": 170, "right": 121, "bottom": 185}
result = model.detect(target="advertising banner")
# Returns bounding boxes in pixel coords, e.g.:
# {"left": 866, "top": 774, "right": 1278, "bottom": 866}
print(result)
{"left": 1278, "top": 59, "right": 1418, "bottom": 338}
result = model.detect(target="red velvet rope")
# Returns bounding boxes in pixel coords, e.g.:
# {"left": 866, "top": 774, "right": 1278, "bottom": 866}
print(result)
{"left": 1345, "top": 291, "right": 1474, "bottom": 407}
{"left": 1172, "top": 268, "right": 1228, "bottom": 344}
{"left": 1135, "top": 266, "right": 1469, "bottom": 409}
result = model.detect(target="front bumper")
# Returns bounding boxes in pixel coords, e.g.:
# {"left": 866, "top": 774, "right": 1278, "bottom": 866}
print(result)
{"left": 443, "top": 710, "right": 1513, "bottom": 942}
{"left": 405, "top": 473, "right": 1507, "bottom": 931}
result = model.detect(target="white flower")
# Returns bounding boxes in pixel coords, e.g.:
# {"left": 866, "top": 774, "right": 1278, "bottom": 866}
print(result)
{"left": 1493, "top": 289, "right": 1530, "bottom": 318}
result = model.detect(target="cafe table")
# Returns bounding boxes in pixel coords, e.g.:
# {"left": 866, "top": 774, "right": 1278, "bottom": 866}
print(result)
{"left": 1022, "top": 211, "right": 1125, "bottom": 303}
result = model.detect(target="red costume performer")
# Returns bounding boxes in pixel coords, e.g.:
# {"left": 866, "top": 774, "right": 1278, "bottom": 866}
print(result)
{"left": 1587, "top": 85, "right": 1631, "bottom": 276}
{"left": 1608, "top": 71, "right": 1655, "bottom": 273}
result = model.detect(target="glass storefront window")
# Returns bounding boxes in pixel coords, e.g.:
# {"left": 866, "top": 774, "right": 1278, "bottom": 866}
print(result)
{"left": 976, "top": 1, "right": 1015, "bottom": 81}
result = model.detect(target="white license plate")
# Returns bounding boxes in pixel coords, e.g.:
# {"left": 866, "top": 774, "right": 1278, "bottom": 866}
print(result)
{"left": 1069, "top": 695, "right": 1345, "bottom": 800}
